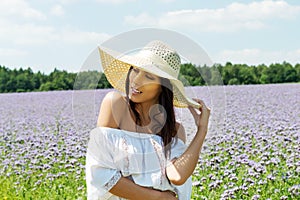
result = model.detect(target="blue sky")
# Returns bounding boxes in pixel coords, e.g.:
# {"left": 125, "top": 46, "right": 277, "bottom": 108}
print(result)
{"left": 0, "top": 0, "right": 299, "bottom": 74}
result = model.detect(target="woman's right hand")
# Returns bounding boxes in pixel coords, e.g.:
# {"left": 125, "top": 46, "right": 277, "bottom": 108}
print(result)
{"left": 158, "top": 190, "right": 178, "bottom": 200}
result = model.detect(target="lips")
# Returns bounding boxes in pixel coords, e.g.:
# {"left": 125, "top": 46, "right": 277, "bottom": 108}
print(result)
{"left": 131, "top": 87, "right": 142, "bottom": 95}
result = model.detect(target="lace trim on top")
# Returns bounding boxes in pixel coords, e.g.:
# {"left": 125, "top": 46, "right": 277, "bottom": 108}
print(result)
{"left": 121, "top": 136, "right": 130, "bottom": 175}
{"left": 150, "top": 138, "right": 166, "bottom": 185}
{"left": 103, "top": 171, "right": 122, "bottom": 191}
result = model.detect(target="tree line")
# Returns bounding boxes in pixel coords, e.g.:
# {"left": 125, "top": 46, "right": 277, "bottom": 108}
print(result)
{"left": 180, "top": 61, "right": 300, "bottom": 86}
{"left": 0, "top": 62, "right": 299, "bottom": 93}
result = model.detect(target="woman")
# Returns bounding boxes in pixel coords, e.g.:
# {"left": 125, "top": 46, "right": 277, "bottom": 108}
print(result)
{"left": 86, "top": 40, "right": 210, "bottom": 199}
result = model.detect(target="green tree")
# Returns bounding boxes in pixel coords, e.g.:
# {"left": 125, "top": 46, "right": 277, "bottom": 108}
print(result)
{"left": 0, "top": 66, "right": 9, "bottom": 92}
{"left": 228, "top": 78, "right": 240, "bottom": 85}
{"left": 238, "top": 65, "right": 256, "bottom": 84}
{"left": 295, "top": 64, "right": 300, "bottom": 82}
{"left": 222, "top": 62, "right": 236, "bottom": 85}
{"left": 98, "top": 73, "right": 112, "bottom": 89}
{"left": 198, "top": 65, "right": 211, "bottom": 85}
{"left": 1, "top": 62, "right": 299, "bottom": 93}
{"left": 180, "top": 63, "right": 203, "bottom": 86}
{"left": 282, "top": 61, "right": 297, "bottom": 82}
{"left": 210, "top": 65, "right": 223, "bottom": 85}
{"left": 40, "top": 82, "right": 55, "bottom": 91}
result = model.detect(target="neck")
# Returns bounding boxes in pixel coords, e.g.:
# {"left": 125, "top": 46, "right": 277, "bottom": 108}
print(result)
{"left": 136, "top": 96, "right": 160, "bottom": 124}
{"left": 136, "top": 103, "right": 153, "bottom": 126}
{"left": 134, "top": 103, "right": 164, "bottom": 134}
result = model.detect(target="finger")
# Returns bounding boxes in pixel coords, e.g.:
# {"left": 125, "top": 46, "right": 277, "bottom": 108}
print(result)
{"left": 192, "top": 98, "right": 210, "bottom": 111}
{"left": 170, "top": 191, "right": 176, "bottom": 197}
{"left": 165, "top": 190, "right": 176, "bottom": 197}
{"left": 188, "top": 106, "right": 199, "bottom": 119}
{"left": 192, "top": 98, "right": 203, "bottom": 102}
{"left": 192, "top": 98, "right": 206, "bottom": 106}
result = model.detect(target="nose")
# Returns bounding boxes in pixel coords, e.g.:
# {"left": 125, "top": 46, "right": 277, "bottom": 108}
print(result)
{"left": 132, "top": 70, "right": 144, "bottom": 86}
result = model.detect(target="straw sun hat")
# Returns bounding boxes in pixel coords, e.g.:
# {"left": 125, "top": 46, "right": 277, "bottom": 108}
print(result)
{"left": 98, "top": 40, "right": 200, "bottom": 108}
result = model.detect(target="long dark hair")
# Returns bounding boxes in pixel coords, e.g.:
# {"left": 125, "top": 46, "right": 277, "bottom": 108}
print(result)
{"left": 125, "top": 66, "right": 177, "bottom": 157}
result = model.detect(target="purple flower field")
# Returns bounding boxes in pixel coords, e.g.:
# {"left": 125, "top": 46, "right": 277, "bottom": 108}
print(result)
{"left": 0, "top": 83, "right": 299, "bottom": 199}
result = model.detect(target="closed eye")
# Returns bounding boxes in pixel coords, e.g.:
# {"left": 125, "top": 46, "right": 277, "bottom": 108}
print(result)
{"left": 146, "top": 74, "right": 155, "bottom": 80}
{"left": 132, "top": 67, "right": 155, "bottom": 80}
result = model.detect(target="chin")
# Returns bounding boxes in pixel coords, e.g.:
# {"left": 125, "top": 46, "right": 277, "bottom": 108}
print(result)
{"left": 129, "top": 96, "right": 140, "bottom": 103}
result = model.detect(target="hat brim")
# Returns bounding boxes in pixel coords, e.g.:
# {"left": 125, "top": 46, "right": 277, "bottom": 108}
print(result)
{"left": 99, "top": 47, "right": 201, "bottom": 108}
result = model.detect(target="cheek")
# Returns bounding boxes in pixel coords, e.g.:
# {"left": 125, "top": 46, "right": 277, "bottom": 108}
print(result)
{"left": 145, "top": 83, "right": 162, "bottom": 94}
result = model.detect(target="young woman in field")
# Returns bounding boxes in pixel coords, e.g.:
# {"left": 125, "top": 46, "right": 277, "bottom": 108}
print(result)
{"left": 86, "top": 40, "right": 210, "bottom": 200}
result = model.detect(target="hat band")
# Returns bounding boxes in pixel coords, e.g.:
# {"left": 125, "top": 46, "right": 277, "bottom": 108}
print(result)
{"left": 136, "top": 50, "right": 179, "bottom": 78}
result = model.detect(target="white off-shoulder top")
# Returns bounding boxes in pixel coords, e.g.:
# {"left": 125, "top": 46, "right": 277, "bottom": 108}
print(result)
{"left": 86, "top": 127, "right": 192, "bottom": 200}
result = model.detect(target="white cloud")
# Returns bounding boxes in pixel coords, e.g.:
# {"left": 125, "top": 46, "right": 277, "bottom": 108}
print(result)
{"left": 95, "top": 0, "right": 136, "bottom": 4}
{"left": 124, "top": 0, "right": 300, "bottom": 32}
{"left": 0, "top": 0, "right": 109, "bottom": 46}
{"left": 0, "top": 20, "right": 110, "bottom": 72}
{"left": 60, "top": 29, "right": 110, "bottom": 45}
{"left": 0, "top": 19, "right": 57, "bottom": 45}
{"left": 286, "top": 49, "right": 300, "bottom": 63}
{"left": 0, "top": 18, "right": 109, "bottom": 46}
{"left": 0, "top": 48, "right": 27, "bottom": 57}
{"left": 0, "top": 0, "right": 46, "bottom": 20}
{"left": 214, "top": 48, "right": 300, "bottom": 65}
{"left": 50, "top": 5, "right": 65, "bottom": 16}
{"left": 124, "top": 13, "right": 156, "bottom": 26}
{"left": 59, "top": 0, "right": 81, "bottom": 4}
{"left": 158, "top": 0, "right": 176, "bottom": 3}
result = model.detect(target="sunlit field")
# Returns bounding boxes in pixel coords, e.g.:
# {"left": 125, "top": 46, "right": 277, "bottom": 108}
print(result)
{"left": 1, "top": 83, "right": 299, "bottom": 199}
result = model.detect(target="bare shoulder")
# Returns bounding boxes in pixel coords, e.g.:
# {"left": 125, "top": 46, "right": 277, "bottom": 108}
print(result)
{"left": 100, "top": 91, "right": 127, "bottom": 112}
{"left": 175, "top": 122, "right": 186, "bottom": 144}
{"left": 103, "top": 91, "right": 126, "bottom": 103}
{"left": 97, "top": 91, "right": 127, "bottom": 128}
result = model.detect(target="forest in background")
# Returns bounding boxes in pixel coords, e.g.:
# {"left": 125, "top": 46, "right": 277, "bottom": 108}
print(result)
{"left": 0, "top": 61, "right": 299, "bottom": 93}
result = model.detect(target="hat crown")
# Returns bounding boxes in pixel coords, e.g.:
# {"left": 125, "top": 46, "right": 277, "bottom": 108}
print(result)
{"left": 143, "top": 41, "right": 181, "bottom": 77}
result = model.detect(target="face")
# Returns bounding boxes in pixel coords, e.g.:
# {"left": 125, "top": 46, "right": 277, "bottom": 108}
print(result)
{"left": 129, "top": 67, "right": 162, "bottom": 105}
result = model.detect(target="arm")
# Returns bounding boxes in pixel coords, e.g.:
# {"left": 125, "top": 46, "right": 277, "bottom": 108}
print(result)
{"left": 110, "top": 177, "right": 177, "bottom": 200}
{"left": 96, "top": 92, "right": 177, "bottom": 200}
{"left": 166, "top": 99, "right": 210, "bottom": 185}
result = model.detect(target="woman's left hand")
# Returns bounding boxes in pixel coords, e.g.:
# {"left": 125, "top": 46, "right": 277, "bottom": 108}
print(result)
{"left": 188, "top": 98, "right": 210, "bottom": 130}
{"left": 167, "top": 99, "right": 210, "bottom": 185}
